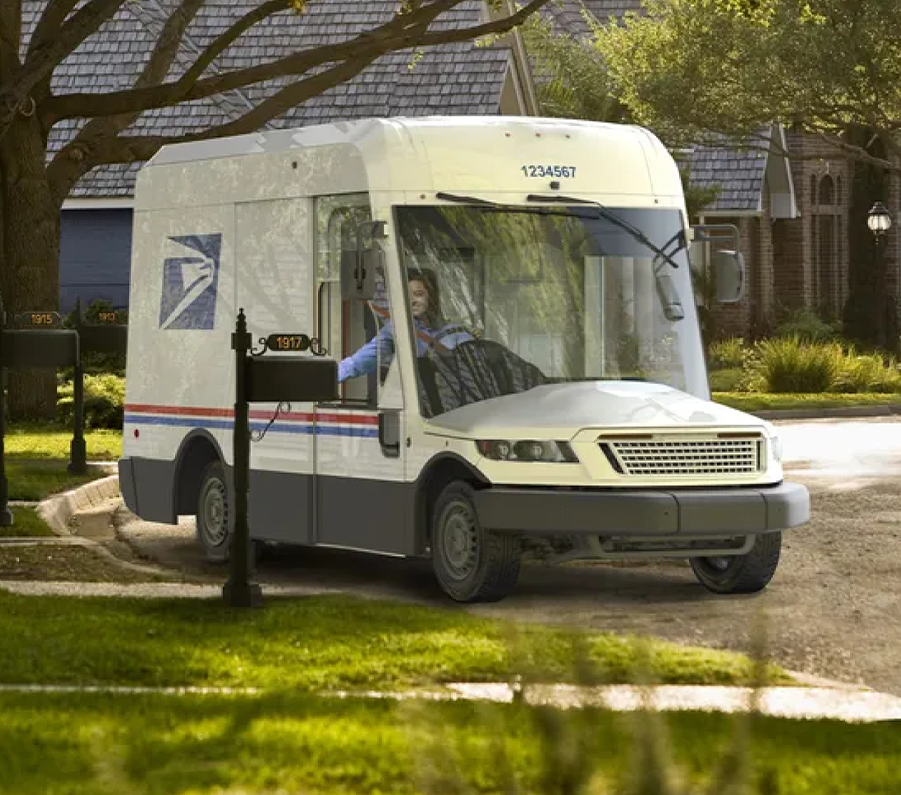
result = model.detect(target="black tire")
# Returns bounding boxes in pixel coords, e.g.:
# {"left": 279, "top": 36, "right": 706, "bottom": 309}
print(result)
{"left": 195, "top": 460, "right": 232, "bottom": 563}
{"left": 430, "top": 481, "right": 521, "bottom": 603}
{"left": 689, "top": 532, "right": 782, "bottom": 594}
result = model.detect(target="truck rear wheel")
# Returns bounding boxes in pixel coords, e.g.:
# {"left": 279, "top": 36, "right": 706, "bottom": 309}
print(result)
{"left": 196, "top": 460, "right": 232, "bottom": 563}
{"left": 689, "top": 532, "right": 782, "bottom": 594}
{"left": 431, "top": 481, "right": 521, "bottom": 603}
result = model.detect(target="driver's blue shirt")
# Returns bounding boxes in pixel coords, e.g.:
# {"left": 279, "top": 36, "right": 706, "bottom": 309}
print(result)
{"left": 338, "top": 319, "right": 472, "bottom": 383}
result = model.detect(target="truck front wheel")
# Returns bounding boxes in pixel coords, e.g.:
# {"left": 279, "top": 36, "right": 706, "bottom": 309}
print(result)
{"left": 689, "top": 532, "right": 782, "bottom": 594}
{"left": 431, "top": 481, "right": 521, "bottom": 603}
{"left": 196, "top": 460, "right": 232, "bottom": 563}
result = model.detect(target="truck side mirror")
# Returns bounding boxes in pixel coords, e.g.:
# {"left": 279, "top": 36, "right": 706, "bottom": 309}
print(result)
{"left": 712, "top": 250, "right": 745, "bottom": 303}
{"left": 340, "top": 248, "right": 378, "bottom": 301}
{"left": 655, "top": 273, "right": 685, "bottom": 321}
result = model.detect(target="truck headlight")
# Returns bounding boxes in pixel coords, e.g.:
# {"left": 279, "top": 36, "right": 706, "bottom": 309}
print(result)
{"left": 476, "top": 440, "right": 578, "bottom": 463}
{"left": 770, "top": 434, "right": 783, "bottom": 462}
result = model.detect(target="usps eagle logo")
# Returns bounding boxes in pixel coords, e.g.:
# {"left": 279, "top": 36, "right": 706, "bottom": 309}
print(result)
{"left": 158, "top": 234, "right": 222, "bottom": 330}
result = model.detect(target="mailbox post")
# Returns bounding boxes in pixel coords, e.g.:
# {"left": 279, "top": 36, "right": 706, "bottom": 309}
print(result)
{"left": 0, "top": 310, "right": 79, "bottom": 526}
{"left": 68, "top": 300, "right": 128, "bottom": 474}
{"left": 223, "top": 309, "right": 338, "bottom": 608}
{"left": 0, "top": 296, "right": 9, "bottom": 527}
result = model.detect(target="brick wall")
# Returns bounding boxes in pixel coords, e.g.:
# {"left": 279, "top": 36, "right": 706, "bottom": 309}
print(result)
{"left": 781, "top": 126, "right": 855, "bottom": 320}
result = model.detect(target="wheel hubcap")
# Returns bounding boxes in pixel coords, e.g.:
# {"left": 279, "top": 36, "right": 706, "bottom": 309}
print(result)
{"left": 200, "top": 478, "right": 229, "bottom": 547}
{"left": 441, "top": 502, "right": 478, "bottom": 579}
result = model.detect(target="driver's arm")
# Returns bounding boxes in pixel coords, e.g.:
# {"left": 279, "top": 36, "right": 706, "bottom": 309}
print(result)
{"left": 338, "top": 323, "right": 394, "bottom": 382}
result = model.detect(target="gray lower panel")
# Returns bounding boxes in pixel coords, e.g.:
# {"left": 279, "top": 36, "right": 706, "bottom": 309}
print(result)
{"left": 120, "top": 456, "right": 414, "bottom": 552}
{"left": 117, "top": 458, "right": 138, "bottom": 515}
{"left": 473, "top": 481, "right": 810, "bottom": 537}
{"left": 248, "top": 469, "right": 312, "bottom": 545}
{"left": 316, "top": 476, "right": 413, "bottom": 555}
{"left": 128, "top": 457, "right": 178, "bottom": 524}
{"left": 475, "top": 489, "right": 679, "bottom": 536}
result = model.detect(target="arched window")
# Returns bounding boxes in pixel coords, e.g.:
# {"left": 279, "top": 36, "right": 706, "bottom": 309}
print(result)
{"left": 819, "top": 175, "right": 834, "bottom": 205}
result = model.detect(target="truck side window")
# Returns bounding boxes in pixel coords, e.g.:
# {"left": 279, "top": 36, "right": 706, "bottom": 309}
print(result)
{"left": 315, "top": 194, "right": 386, "bottom": 406}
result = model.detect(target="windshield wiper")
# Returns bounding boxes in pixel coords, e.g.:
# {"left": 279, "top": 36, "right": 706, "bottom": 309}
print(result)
{"left": 526, "top": 193, "right": 684, "bottom": 271}
{"left": 435, "top": 192, "right": 501, "bottom": 207}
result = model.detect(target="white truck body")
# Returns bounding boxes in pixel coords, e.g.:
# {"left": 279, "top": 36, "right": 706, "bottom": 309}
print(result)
{"left": 119, "top": 115, "right": 809, "bottom": 602}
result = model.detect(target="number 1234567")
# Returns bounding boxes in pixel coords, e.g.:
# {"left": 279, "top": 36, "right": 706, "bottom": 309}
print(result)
{"left": 521, "top": 165, "right": 577, "bottom": 178}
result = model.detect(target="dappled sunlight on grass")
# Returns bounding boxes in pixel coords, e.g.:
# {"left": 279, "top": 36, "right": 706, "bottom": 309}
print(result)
{"left": 0, "top": 592, "right": 789, "bottom": 691}
{"left": 3, "top": 424, "right": 122, "bottom": 461}
{"left": 0, "top": 692, "right": 899, "bottom": 795}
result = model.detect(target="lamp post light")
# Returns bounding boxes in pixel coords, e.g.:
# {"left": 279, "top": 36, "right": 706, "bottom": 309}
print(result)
{"left": 867, "top": 201, "right": 894, "bottom": 350}
{"left": 868, "top": 201, "right": 893, "bottom": 238}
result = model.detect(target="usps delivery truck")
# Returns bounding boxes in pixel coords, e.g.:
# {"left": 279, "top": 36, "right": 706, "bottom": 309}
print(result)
{"left": 118, "top": 115, "right": 809, "bottom": 603}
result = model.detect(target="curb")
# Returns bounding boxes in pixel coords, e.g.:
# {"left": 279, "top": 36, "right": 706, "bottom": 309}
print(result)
{"left": 754, "top": 404, "right": 901, "bottom": 420}
{"left": 36, "top": 473, "right": 120, "bottom": 536}
{"left": 24, "top": 475, "right": 193, "bottom": 580}
{"left": 0, "top": 680, "right": 896, "bottom": 723}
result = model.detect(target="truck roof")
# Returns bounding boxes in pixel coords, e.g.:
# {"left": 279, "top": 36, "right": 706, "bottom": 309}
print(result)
{"left": 137, "top": 115, "right": 683, "bottom": 209}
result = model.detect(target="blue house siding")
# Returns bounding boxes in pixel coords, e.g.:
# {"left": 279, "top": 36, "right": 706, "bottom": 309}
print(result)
{"left": 60, "top": 208, "right": 133, "bottom": 313}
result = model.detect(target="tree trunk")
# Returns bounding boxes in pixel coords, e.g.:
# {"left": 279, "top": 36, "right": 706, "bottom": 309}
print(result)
{"left": 0, "top": 111, "right": 62, "bottom": 420}
{"left": 843, "top": 126, "right": 896, "bottom": 353}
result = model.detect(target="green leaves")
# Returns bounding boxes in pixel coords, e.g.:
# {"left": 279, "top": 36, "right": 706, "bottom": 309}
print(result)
{"left": 595, "top": 0, "right": 901, "bottom": 159}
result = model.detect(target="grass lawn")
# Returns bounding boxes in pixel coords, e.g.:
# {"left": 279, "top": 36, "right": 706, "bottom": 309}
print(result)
{"left": 3, "top": 423, "right": 122, "bottom": 461}
{"left": 1, "top": 424, "right": 119, "bottom": 501}
{"left": 0, "top": 591, "right": 790, "bottom": 690}
{"left": 714, "top": 391, "right": 901, "bottom": 412}
{"left": 0, "top": 506, "right": 55, "bottom": 537}
{"left": 5, "top": 459, "right": 110, "bottom": 501}
{"left": 0, "top": 691, "right": 898, "bottom": 795}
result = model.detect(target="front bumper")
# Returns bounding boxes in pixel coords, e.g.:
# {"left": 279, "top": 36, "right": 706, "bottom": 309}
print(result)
{"left": 473, "top": 481, "right": 809, "bottom": 537}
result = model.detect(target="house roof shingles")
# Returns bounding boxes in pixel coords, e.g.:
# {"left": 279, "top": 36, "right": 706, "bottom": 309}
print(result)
{"left": 22, "top": 0, "right": 509, "bottom": 197}
{"left": 687, "top": 141, "right": 768, "bottom": 214}
{"left": 24, "top": 0, "right": 768, "bottom": 212}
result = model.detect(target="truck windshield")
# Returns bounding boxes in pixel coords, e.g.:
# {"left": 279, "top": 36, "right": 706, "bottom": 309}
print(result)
{"left": 394, "top": 204, "right": 709, "bottom": 418}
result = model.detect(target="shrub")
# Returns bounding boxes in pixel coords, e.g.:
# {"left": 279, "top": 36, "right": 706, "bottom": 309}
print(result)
{"left": 57, "top": 373, "right": 125, "bottom": 429}
{"left": 833, "top": 349, "right": 901, "bottom": 393}
{"left": 744, "top": 337, "right": 901, "bottom": 394}
{"left": 707, "top": 337, "right": 746, "bottom": 369}
{"left": 709, "top": 367, "right": 745, "bottom": 392}
{"left": 772, "top": 308, "right": 840, "bottom": 343}
{"left": 746, "top": 337, "right": 841, "bottom": 393}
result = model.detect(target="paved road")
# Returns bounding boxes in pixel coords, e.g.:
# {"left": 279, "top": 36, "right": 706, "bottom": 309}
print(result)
{"left": 114, "top": 418, "right": 901, "bottom": 695}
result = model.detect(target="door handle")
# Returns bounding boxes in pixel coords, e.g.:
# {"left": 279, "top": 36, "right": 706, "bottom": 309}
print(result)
{"left": 378, "top": 411, "right": 401, "bottom": 458}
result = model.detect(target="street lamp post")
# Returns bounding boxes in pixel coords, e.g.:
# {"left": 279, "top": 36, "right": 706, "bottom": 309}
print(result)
{"left": 867, "top": 201, "right": 894, "bottom": 350}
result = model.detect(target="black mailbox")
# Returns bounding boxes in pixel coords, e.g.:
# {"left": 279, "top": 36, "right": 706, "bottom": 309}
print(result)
{"left": 78, "top": 324, "right": 128, "bottom": 355}
{"left": 0, "top": 329, "right": 79, "bottom": 368}
{"left": 245, "top": 356, "right": 338, "bottom": 404}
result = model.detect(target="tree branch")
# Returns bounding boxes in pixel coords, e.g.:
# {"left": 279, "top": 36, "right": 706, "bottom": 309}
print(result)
{"left": 47, "top": 50, "right": 383, "bottom": 201}
{"left": 404, "top": 0, "right": 550, "bottom": 47}
{"left": 46, "top": 0, "right": 457, "bottom": 121}
{"left": 46, "top": 0, "right": 211, "bottom": 199}
{"left": 26, "top": 0, "right": 80, "bottom": 59}
{"left": 44, "top": 0, "right": 549, "bottom": 122}
{"left": 177, "top": 0, "right": 292, "bottom": 94}
{"left": 1, "top": 0, "right": 126, "bottom": 109}
{"left": 0, "top": 0, "right": 22, "bottom": 79}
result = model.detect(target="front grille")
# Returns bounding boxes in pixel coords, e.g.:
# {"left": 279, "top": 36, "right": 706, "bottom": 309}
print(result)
{"left": 600, "top": 436, "right": 762, "bottom": 476}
